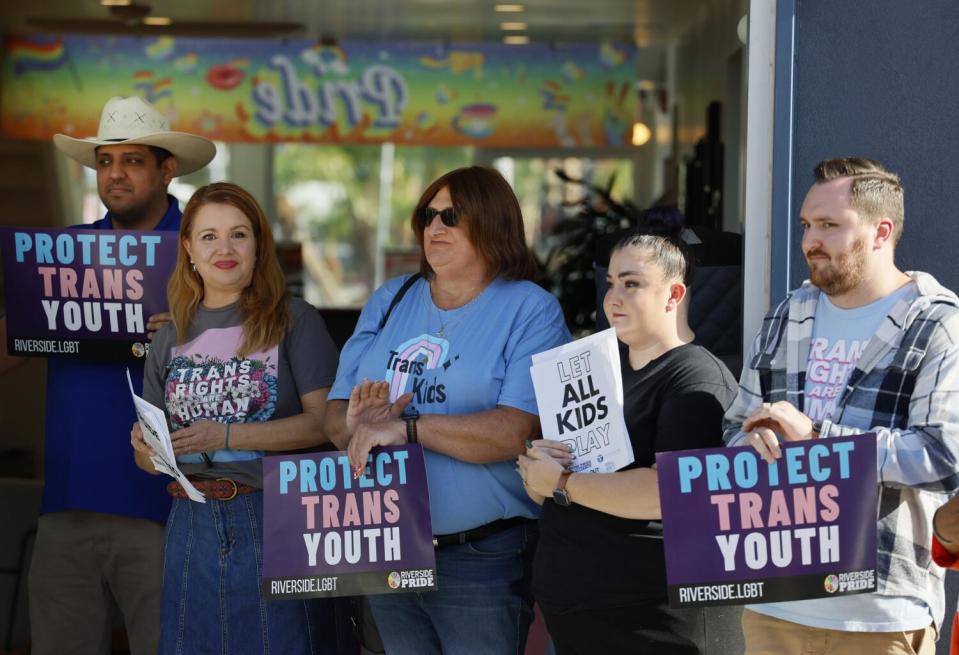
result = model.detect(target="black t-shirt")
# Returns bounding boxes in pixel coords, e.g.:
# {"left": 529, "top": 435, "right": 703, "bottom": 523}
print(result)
{"left": 533, "top": 343, "right": 737, "bottom": 612}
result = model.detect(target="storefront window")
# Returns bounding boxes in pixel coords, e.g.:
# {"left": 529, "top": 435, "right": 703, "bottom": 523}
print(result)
{"left": 273, "top": 143, "right": 472, "bottom": 308}
{"left": 495, "top": 155, "right": 633, "bottom": 260}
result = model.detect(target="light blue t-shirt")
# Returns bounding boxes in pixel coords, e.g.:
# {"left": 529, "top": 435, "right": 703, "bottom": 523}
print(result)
{"left": 803, "top": 290, "right": 903, "bottom": 423}
{"left": 753, "top": 284, "right": 931, "bottom": 632}
{"left": 330, "top": 275, "right": 571, "bottom": 534}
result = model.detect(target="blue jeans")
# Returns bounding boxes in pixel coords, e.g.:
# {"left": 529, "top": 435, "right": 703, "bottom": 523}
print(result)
{"left": 369, "top": 522, "right": 537, "bottom": 655}
{"left": 159, "top": 493, "right": 353, "bottom": 655}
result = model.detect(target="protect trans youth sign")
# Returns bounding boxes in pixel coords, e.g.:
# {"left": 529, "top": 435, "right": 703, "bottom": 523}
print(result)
{"left": 656, "top": 434, "right": 878, "bottom": 607}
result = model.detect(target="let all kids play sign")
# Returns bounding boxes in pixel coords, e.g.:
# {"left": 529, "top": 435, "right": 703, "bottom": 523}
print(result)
{"left": 0, "top": 227, "right": 177, "bottom": 361}
{"left": 261, "top": 445, "right": 436, "bottom": 599}
{"left": 657, "top": 434, "right": 878, "bottom": 607}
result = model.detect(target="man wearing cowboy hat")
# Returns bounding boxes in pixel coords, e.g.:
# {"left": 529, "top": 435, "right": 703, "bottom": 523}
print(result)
{"left": 8, "top": 96, "right": 215, "bottom": 655}
{"left": 54, "top": 95, "right": 214, "bottom": 230}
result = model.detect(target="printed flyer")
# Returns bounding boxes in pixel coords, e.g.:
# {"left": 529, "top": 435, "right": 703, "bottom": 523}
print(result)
{"left": 0, "top": 227, "right": 177, "bottom": 361}
{"left": 657, "top": 434, "right": 878, "bottom": 607}
{"left": 126, "top": 369, "right": 205, "bottom": 503}
{"left": 261, "top": 445, "right": 436, "bottom": 599}
{"left": 530, "top": 328, "right": 634, "bottom": 472}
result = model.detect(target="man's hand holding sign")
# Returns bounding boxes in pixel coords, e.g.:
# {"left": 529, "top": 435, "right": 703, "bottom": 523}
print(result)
{"left": 743, "top": 401, "right": 819, "bottom": 464}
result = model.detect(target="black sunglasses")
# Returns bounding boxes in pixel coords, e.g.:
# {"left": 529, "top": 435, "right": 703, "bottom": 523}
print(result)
{"left": 417, "top": 206, "right": 459, "bottom": 230}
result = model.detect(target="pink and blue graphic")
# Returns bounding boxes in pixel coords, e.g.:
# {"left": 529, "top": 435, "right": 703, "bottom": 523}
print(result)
{"left": 163, "top": 325, "right": 278, "bottom": 464}
{"left": 385, "top": 334, "right": 448, "bottom": 401}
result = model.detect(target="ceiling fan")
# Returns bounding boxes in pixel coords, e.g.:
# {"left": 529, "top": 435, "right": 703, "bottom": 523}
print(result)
{"left": 25, "top": 2, "right": 304, "bottom": 38}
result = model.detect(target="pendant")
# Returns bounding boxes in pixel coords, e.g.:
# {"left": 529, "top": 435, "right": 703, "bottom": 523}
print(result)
{"left": 436, "top": 328, "right": 445, "bottom": 337}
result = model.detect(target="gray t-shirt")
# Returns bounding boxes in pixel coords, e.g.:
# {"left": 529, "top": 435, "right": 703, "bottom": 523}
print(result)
{"left": 144, "top": 297, "right": 338, "bottom": 486}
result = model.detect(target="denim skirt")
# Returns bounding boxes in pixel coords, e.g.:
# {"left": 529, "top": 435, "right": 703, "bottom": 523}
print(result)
{"left": 159, "top": 492, "right": 349, "bottom": 655}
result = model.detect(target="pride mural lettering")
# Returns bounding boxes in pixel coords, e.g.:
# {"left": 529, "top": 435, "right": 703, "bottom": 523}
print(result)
{"left": 261, "top": 445, "right": 436, "bottom": 599}
{"left": 0, "top": 228, "right": 177, "bottom": 360}
{"left": 656, "top": 434, "right": 878, "bottom": 607}
{"left": 2, "top": 35, "right": 635, "bottom": 148}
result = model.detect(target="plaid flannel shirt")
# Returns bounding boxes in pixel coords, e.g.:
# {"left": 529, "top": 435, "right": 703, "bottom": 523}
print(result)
{"left": 723, "top": 271, "right": 959, "bottom": 629}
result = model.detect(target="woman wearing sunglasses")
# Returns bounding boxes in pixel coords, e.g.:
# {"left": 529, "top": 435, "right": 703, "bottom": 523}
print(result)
{"left": 325, "top": 165, "right": 570, "bottom": 654}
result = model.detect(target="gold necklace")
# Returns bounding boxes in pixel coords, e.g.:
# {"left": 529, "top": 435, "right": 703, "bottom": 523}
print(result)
{"left": 426, "top": 282, "right": 486, "bottom": 338}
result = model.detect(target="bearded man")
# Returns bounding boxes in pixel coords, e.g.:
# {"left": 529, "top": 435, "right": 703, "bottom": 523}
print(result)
{"left": 723, "top": 157, "right": 959, "bottom": 655}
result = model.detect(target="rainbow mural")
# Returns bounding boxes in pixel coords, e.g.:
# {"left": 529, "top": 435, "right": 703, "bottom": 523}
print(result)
{"left": 7, "top": 36, "right": 68, "bottom": 75}
{"left": 1, "top": 34, "right": 636, "bottom": 148}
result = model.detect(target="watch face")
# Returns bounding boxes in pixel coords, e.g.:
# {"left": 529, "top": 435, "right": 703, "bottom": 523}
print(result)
{"left": 552, "top": 489, "right": 571, "bottom": 507}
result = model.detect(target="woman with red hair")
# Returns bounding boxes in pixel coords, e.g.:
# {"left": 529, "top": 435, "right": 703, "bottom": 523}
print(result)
{"left": 131, "top": 182, "right": 344, "bottom": 654}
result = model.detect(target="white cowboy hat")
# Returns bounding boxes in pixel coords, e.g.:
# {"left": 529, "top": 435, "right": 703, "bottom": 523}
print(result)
{"left": 53, "top": 96, "right": 216, "bottom": 176}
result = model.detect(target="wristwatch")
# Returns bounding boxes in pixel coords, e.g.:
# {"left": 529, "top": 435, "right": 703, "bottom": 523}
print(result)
{"left": 405, "top": 408, "right": 419, "bottom": 444}
{"left": 552, "top": 471, "right": 573, "bottom": 507}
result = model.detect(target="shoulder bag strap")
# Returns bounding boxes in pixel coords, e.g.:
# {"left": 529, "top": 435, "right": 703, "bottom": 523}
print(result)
{"left": 378, "top": 273, "right": 422, "bottom": 330}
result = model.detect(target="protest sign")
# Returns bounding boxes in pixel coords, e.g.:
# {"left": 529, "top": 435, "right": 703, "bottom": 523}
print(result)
{"left": 261, "top": 445, "right": 436, "bottom": 599}
{"left": 656, "top": 434, "right": 878, "bottom": 607}
{"left": 531, "top": 328, "right": 633, "bottom": 472}
{"left": 0, "top": 227, "right": 177, "bottom": 361}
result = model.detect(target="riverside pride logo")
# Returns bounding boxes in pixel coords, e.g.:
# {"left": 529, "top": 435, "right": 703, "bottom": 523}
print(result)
{"left": 261, "top": 445, "right": 436, "bottom": 599}
{"left": 657, "top": 434, "right": 878, "bottom": 607}
{"left": 0, "top": 228, "right": 176, "bottom": 359}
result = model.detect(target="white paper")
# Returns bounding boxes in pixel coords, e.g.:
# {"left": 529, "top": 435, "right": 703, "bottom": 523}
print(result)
{"left": 530, "top": 328, "right": 634, "bottom": 473}
{"left": 127, "top": 369, "right": 206, "bottom": 503}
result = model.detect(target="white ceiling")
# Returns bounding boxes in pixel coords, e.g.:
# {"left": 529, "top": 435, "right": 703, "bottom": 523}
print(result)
{"left": 0, "top": 0, "right": 715, "bottom": 45}
{"left": 1, "top": 0, "right": 740, "bottom": 89}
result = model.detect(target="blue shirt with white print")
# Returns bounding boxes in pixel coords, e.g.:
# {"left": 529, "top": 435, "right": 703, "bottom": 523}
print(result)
{"left": 330, "top": 275, "right": 571, "bottom": 534}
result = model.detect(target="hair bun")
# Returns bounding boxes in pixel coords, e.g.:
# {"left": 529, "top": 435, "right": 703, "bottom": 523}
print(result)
{"left": 638, "top": 206, "right": 685, "bottom": 239}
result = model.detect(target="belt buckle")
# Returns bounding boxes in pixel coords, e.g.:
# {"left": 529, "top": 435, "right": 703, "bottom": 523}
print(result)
{"left": 216, "top": 477, "right": 238, "bottom": 501}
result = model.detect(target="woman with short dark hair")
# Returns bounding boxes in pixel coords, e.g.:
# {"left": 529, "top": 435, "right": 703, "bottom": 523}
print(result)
{"left": 520, "top": 226, "right": 739, "bottom": 654}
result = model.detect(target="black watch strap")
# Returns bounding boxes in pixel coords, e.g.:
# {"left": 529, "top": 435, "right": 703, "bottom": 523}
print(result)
{"left": 405, "top": 415, "right": 418, "bottom": 444}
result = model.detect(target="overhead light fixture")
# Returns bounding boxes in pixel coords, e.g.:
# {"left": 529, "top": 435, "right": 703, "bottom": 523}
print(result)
{"left": 631, "top": 122, "right": 651, "bottom": 147}
{"left": 495, "top": 4, "right": 524, "bottom": 12}
{"left": 100, "top": 0, "right": 132, "bottom": 5}
{"left": 503, "top": 35, "right": 530, "bottom": 45}
{"left": 143, "top": 16, "right": 173, "bottom": 25}
{"left": 500, "top": 22, "right": 528, "bottom": 31}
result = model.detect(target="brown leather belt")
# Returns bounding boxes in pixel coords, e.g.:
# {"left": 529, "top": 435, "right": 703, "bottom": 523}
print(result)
{"left": 166, "top": 477, "right": 259, "bottom": 501}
